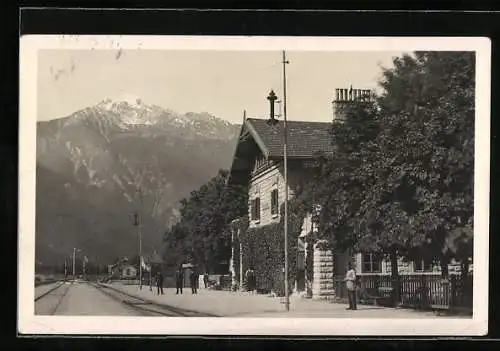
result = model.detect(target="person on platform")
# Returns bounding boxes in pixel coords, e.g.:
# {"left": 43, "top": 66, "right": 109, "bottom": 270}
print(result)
{"left": 203, "top": 271, "right": 209, "bottom": 288}
{"left": 245, "top": 268, "right": 255, "bottom": 292}
{"left": 175, "top": 266, "right": 184, "bottom": 295}
{"left": 344, "top": 262, "right": 357, "bottom": 310}
{"left": 190, "top": 266, "right": 199, "bottom": 294}
{"left": 155, "top": 271, "right": 164, "bottom": 295}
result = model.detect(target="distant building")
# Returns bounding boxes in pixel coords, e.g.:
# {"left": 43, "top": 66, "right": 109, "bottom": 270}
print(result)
{"left": 107, "top": 257, "right": 138, "bottom": 279}
{"left": 120, "top": 264, "right": 138, "bottom": 279}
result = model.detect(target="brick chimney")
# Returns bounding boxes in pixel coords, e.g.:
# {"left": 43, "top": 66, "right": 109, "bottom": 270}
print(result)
{"left": 332, "top": 86, "right": 372, "bottom": 120}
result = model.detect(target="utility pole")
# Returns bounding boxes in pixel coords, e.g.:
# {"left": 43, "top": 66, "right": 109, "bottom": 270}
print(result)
{"left": 282, "top": 50, "right": 290, "bottom": 312}
{"left": 265, "top": 50, "right": 290, "bottom": 312}
{"left": 82, "top": 256, "right": 87, "bottom": 280}
{"left": 135, "top": 188, "right": 143, "bottom": 290}
{"left": 72, "top": 248, "right": 76, "bottom": 280}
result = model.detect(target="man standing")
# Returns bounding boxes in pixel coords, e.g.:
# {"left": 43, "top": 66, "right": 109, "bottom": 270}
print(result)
{"left": 190, "top": 266, "right": 198, "bottom": 294}
{"left": 344, "top": 262, "right": 357, "bottom": 310}
{"left": 203, "top": 271, "right": 209, "bottom": 288}
{"left": 175, "top": 266, "right": 184, "bottom": 294}
{"left": 155, "top": 271, "right": 164, "bottom": 295}
{"left": 244, "top": 268, "right": 250, "bottom": 291}
{"left": 248, "top": 268, "right": 255, "bottom": 292}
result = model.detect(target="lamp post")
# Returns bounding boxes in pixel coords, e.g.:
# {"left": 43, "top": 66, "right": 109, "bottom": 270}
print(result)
{"left": 64, "top": 258, "right": 67, "bottom": 280}
{"left": 266, "top": 50, "right": 290, "bottom": 311}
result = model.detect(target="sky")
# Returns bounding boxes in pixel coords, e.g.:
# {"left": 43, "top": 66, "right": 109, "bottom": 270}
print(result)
{"left": 37, "top": 49, "right": 406, "bottom": 123}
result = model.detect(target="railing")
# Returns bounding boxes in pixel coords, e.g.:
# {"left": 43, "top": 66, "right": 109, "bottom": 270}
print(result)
{"left": 334, "top": 274, "right": 472, "bottom": 312}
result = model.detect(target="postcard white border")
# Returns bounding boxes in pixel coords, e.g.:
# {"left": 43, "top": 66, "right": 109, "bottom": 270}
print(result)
{"left": 19, "top": 35, "right": 490, "bottom": 336}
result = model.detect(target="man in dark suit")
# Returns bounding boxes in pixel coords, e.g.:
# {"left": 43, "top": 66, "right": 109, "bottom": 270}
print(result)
{"left": 203, "top": 272, "right": 209, "bottom": 288}
{"left": 190, "top": 266, "right": 199, "bottom": 294}
{"left": 155, "top": 271, "right": 164, "bottom": 295}
{"left": 175, "top": 266, "right": 184, "bottom": 294}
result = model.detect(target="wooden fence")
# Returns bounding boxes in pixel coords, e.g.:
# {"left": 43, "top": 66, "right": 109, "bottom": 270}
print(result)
{"left": 334, "top": 274, "right": 472, "bottom": 313}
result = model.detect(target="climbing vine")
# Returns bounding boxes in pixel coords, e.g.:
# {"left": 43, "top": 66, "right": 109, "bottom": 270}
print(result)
{"left": 239, "top": 199, "right": 309, "bottom": 296}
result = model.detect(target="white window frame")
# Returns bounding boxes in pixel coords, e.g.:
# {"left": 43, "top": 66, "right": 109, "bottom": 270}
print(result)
{"left": 413, "top": 259, "right": 433, "bottom": 273}
{"left": 361, "top": 253, "right": 382, "bottom": 273}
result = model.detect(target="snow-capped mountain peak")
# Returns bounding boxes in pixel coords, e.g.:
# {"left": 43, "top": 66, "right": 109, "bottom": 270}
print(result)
{"left": 95, "top": 95, "right": 164, "bottom": 126}
{"left": 59, "top": 95, "right": 238, "bottom": 140}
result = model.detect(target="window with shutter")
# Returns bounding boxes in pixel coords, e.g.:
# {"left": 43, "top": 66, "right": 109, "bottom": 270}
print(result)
{"left": 251, "top": 198, "right": 261, "bottom": 221}
{"left": 271, "top": 189, "right": 279, "bottom": 215}
{"left": 255, "top": 197, "right": 260, "bottom": 220}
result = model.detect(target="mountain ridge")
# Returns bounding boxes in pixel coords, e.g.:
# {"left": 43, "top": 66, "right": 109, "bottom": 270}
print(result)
{"left": 35, "top": 98, "right": 240, "bottom": 269}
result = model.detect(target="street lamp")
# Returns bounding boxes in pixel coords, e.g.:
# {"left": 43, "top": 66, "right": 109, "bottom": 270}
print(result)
{"left": 266, "top": 50, "right": 290, "bottom": 312}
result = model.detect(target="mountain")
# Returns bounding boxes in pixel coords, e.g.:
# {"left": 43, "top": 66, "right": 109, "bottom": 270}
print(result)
{"left": 35, "top": 98, "right": 240, "bottom": 269}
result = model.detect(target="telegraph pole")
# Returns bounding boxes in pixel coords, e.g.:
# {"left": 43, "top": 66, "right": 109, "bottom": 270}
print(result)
{"left": 135, "top": 188, "right": 143, "bottom": 290}
{"left": 72, "top": 247, "right": 76, "bottom": 280}
{"left": 82, "top": 256, "right": 86, "bottom": 280}
{"left": 265, "top": 51, "right": 290, "bottom": 311}
{"left": 282, "top": 50, "right": 290, "bottom": 312}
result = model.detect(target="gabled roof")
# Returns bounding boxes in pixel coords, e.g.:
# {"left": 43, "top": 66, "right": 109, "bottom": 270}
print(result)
{"left": 227, "top": 117, "right": 333, "bottom": 186}
{"left": 245, "top": 118, "right": 334, "bottom": 158}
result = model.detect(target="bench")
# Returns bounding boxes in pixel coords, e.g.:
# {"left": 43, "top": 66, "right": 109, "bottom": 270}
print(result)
{"left": 359, "top": 286, "right": 394, "bottom": 306}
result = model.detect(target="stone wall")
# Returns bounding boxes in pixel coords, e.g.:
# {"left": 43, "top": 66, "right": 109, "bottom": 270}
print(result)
{"left": 248, "top": 163, "right": 311, "bottom": 228}
{"left": 312, "top": 241, "right": 334, "bottom": 300}
{"left": 248, "top": 165, "right": 286, "bottom": 228}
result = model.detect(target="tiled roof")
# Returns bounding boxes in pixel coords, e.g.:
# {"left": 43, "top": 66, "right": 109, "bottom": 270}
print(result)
{"left": 246, "top": 118, "right": 334, "bottom": 158}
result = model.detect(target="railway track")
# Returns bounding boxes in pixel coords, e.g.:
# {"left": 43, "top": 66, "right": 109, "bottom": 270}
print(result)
{"left": 92, "top": 282, "right": 218, "bottom": 317}
{"left": 35, "top": 281, "right": 71, "bottom": 315}
{"left": 35, "top": 281, "right": 66, "bottom": 301}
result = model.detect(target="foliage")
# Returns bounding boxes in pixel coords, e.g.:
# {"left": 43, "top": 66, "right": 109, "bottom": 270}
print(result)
{"left": 374, "top": 51, "right": 475, "bottom": 267}
{"left": 163, "top": 169, "right": 248, "bottom": 272}
{"left": 238, "top": 200, "right": 308, "bottom": 296}
{"left": 308, "top": 100, "right": 383, "bottom": 254}
{"left": 310, "top": 51, "right": 475, "bottom": 274}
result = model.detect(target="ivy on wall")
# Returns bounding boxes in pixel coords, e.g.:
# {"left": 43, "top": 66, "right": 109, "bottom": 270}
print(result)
{"left": 238, "top": 199, "right": 309, "bottom": 296}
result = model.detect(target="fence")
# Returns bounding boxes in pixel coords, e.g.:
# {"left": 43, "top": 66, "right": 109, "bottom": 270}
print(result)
{"left": 334, "top": 274, "right": 472, "bottom": 312}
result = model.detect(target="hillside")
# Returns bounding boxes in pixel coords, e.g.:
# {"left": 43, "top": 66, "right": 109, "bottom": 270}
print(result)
{"left": 35, "top": 98, "right": 240, "bottom": 269}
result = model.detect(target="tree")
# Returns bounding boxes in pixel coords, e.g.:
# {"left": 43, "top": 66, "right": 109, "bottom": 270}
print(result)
{"left": 309, "top": 51, "right": 475, "bottom": 280}
{"left": 163, "top": 169, "right": 248, "bottom": 273}
{"left": 374, "top": 51, "right": 475, "bottom": 276}
{"left": 307, "top": 99, "right": 384, "bottom": 255}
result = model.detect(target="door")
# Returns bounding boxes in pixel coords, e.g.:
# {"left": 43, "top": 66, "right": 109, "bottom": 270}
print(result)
{"left": 296, "top": 250, "right": 306, "bottom": 291}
